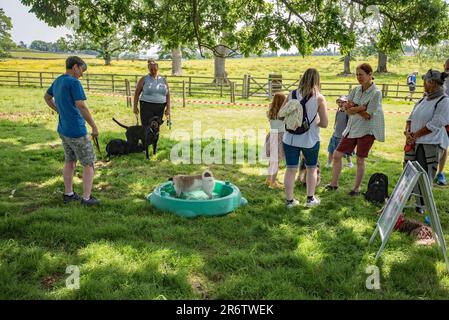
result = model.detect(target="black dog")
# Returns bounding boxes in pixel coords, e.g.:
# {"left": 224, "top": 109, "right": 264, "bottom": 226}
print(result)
{"left": 112, "top": 117, "right": 163, "bottom": 159}
{"left": 105, "top": 139, "right": 145, "bottom": 160}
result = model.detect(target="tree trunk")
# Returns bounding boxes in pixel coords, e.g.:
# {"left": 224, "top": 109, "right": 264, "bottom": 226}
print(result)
{"left": 171, "top": 47, "right": 182, "bottom": 76}
{"left": 343, "top": 54, "right": 351, "bottom": 74}
{"left": 104, "top": 53, "right": 112, "bottom": 66}
{"left": 377, "top": 52, "right": 388, "bottom": 73}
{"left": 213, "top": 45, "right": 230, "bottom": 85}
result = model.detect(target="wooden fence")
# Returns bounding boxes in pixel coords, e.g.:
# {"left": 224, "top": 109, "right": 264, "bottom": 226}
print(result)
{"left": 0, "top": 69, "right": 424, "bottom": 102}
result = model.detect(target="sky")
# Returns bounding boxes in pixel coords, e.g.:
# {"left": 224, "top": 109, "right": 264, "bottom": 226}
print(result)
{"left": 0, "top": 0, "right": 71, "bottom": 45}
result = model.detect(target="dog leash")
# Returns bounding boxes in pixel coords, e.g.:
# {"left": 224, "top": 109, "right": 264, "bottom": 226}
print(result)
{"left": 167, "top": 114, "right": 172, "bottom": 130}
{"left": 92, "top": 136, "right": 103, "bottom": 159}
{"left": 135, "top": 113, "right": 140, "bottom": 126}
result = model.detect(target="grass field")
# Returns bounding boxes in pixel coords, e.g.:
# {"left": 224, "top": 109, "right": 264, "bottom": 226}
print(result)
{"left": 1, "top": 83, "right": 449, "bottom": 300}
{"left": 0, "top": 54, "right": 446, "bottom": 84}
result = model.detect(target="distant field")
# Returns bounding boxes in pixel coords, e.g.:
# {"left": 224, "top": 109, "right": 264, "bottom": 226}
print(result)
{"left": 0, "top": 54, "right": 445, "bottom": 84}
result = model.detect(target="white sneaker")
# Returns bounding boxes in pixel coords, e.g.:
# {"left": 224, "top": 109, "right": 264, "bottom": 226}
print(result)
{"left": 286, "top": 199, "right": 300, "bottom": 209}
{"left": 347, "top": 162, "right": 354, "bottom": 168}
{"left": 305, "top": 196, "right": 321, "bottom": 208}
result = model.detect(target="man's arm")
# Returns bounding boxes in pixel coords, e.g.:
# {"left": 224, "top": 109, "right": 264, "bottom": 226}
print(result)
{"left": 75, "top": 100, "right": 98, "bottom": 137}
{"left": 44, "top": 93, "right": 58, "bottom": 113}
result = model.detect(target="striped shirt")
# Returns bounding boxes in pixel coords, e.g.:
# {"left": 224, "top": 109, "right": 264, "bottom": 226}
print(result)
{"left": 343, "top": 83, "right": 385, "bottom": 142}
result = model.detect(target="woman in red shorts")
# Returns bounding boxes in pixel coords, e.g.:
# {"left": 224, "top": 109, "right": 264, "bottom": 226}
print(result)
{"left": 326, "top": 63, "right": 385, "bottom": 195}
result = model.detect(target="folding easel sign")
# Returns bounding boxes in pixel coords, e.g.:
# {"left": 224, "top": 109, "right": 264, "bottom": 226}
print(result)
{"left": 369, "top": 161, "right": 449, "bottom": 273}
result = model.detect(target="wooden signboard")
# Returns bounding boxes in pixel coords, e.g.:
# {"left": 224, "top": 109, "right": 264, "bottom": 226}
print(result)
{"left": 369, "top": 161, "right": 449, "bottom": 273}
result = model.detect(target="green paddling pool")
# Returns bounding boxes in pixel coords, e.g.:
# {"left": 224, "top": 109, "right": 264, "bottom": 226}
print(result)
{"left": 147, "top": 180, "right": 248, "bottom": 218}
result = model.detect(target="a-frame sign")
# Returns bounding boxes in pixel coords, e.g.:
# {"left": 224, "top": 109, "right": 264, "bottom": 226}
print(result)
{"left": 369, "top": 161, "right": 449, "bottom": 273}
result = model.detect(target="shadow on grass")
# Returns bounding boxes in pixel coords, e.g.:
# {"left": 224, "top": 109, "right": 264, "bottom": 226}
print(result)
{"left": 1, "top": 119, "right": 449, "bottom": 299}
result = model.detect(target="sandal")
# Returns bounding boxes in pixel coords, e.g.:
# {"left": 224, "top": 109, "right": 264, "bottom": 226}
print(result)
{"left": 268, "top": 181, "right": 283, "bottom": 189}
{"left": 348, "top": 190, "right": 361, "bottom": 196}
{"left": 325, "top": 184, "right": 339, "bottom": 191}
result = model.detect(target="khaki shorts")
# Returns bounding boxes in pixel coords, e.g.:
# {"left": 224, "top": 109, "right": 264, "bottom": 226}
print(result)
{"left": 59, "top": 134, "right": 96, "bottom": 167}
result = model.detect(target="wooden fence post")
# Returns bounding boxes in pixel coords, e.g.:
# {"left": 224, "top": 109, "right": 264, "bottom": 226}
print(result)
{"left": 112, "top": 75, "right": 115, "bottom": 92}
{"left": 268, "top": 80, "right": 272, "bottom": 100}
{"left": 125, "top": 79, "right": 131, "bottom": 108}
{"left": 382, "top": 84, "right": 388, "bottom": 98}
{"left": 86, "top": 73, "right": 90, "bottom": 91}
{"left": 243, "top": 75, "right": 247, "bottom": 98}
{"left": 17, "top": 71, "right": 21, "bottom": 87}
{"left": 247, "top": 75, "right": 251, "bottom": 99}
{"left": 396, "top": 82, "right": 399, "bottom": 97}
{"left": 39, "top": 72, "right": 43, "bottom": 88}
{"left": 188, "top": 76, "right": 192, "bottom": 96}
{"left": 230, "top": 81, "right": 235, "bottom": 103}
{"left": 182, "top": 80, "right": 186, "bottom": 108}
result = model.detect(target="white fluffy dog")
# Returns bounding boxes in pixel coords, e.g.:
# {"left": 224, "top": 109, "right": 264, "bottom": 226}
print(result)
{"left": 171, "top": 170, "right": 215, "bottom": 199}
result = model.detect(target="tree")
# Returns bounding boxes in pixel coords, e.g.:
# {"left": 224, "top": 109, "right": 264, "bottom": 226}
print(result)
{"left": 351, "top": 0, "right": 449, "bottom": 73}
{"left": 0, "top": 9, "right": 14, "bottom": 57}
{"left": 21, "top": 0, "right": 147, "bottom": 65}
{"left": 335, "top": 1, "right": 367, "bottom": 75}
{"left": 136, "top": 0, "right": 245, "bottom": 83}
{"left": 62, "top": 27, "right": 139, "bottom": 65}
{"left": 137, "top": 0, "right": 355, "bottom": 83}
{"left": 416, "top": 41, "right": 449, "bottom": 64}
{"left": 30, "top": 40, "right": 50, "bottom": 51}
{"left": 56, "top": 37, "right": 69, "bottom": 52}
{"left": 157, "top": 42, "right": 199, "bottom": 76}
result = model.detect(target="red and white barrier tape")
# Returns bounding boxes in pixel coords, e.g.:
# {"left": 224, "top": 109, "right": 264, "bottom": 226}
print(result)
{"left": 87, "top": 91, "right": 411, "bottom": 115}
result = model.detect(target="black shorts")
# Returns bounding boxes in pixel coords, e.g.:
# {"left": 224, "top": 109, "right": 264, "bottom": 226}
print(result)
{"left": 140, "top": 101, "right": 166, "bottom": 125}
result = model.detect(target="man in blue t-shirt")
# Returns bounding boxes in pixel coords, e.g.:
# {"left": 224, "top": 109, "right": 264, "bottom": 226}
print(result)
{"left": 44, "top": 56, "right": 100, "bottom": 206}
{"left": 406, "top": 71, "right": 418, "bottom": 101}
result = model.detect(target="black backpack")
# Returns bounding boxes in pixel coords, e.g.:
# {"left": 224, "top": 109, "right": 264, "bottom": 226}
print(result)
{"left": 286, "top": 90, "right": 317, "bottom": 135}
{"left": 364, "top": 173, "right": 389, "bottom": 204}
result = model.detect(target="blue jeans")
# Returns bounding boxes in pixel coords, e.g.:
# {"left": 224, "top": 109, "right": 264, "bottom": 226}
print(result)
{"left": 283, "top": 141, "right": 320, "bottom": 168}
{"left": 328, "top": 135, "right": 341, "bottom": 154}
{"left": 328, "top": 135, "right": 354, "bottom": 157}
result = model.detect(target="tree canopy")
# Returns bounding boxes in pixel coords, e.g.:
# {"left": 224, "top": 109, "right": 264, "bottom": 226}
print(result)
{"left": 0, "top": 9, "right": 15, "bottom": 58}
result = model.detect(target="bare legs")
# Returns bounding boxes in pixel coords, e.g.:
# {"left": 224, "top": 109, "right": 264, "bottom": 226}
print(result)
{"left": 330, "top": 151, "right": 364, "bottom": 192}
{"left": 63, "top": 161, "right": 76, "bottom": 194}
{"left": 63, "top": 161, "right": 94, "bottom": 199}
{"left": 284, "top": 167, "right": 297, "bottom": 201}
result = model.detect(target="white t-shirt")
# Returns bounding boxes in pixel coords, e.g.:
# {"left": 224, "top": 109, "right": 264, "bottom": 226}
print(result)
{"left": 408, "top": 96, "right": 449, "bottom": 149}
